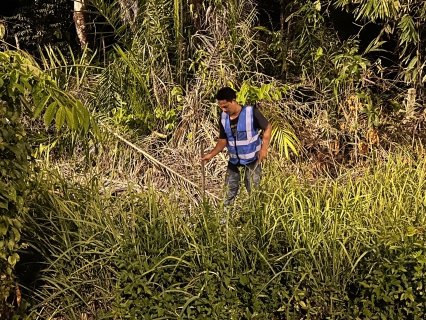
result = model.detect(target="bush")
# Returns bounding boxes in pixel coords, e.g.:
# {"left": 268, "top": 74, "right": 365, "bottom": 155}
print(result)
{"left": 350, "top": 228, "right": 426, "bottom": 319}
{"left": 0, "top": 52, "right": 31, "bottom": 316}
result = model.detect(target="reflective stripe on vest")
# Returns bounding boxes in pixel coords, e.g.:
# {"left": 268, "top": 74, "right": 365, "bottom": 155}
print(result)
{"left": 221, "top": 106, "right": 261, "bottom": 165}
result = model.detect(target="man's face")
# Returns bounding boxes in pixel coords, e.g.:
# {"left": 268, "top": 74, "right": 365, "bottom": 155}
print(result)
{"left": 218, "top": 99, "right": 239, "bottom": 115}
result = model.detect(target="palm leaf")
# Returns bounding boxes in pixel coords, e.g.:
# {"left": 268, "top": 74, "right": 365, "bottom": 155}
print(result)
{"left": 269, "top": 117, "right": 300, "bottom": 160}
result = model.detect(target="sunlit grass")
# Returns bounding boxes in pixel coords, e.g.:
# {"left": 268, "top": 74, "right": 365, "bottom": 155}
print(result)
{"left": 20, "top": 150, "right": 426, "bottom": 318}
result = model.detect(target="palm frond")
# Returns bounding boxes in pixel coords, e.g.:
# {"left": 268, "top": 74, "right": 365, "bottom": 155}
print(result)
{"left": 103, "top": 124, "right": 220, "bottom": 202}
{"left": 270, "top": 118, "right": 300, "bottom": 159}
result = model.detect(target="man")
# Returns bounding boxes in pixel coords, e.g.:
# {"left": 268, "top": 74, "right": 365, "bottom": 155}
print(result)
{"left": 200, "top": 87, "right": 272, "bottom": 206}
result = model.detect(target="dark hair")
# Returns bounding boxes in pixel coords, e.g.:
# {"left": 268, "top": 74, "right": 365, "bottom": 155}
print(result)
{"left": 215, "top": 87, "right": 236, "bottom": 102}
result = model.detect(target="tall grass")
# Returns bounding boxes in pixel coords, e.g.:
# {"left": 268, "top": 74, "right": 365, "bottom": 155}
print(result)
{"left": 19, "top": 150, "right": 426, "bottom": 318}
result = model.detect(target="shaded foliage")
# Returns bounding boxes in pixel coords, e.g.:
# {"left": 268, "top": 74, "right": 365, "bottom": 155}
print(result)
{"left": 0, "top": 50, "right": 94, "bottom": 318}
{"left": 1, "top": 0, "right": 76, "bottom": 52}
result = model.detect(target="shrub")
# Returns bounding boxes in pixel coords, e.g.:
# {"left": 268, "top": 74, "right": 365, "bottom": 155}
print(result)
{"left": 0, "top": 52, "right": 31, "bottom": 315}
{"left": 350, "top": 227, "right": 426, "bottom": 319}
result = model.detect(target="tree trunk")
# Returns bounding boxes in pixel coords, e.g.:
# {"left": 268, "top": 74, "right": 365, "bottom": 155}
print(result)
{"left": 74, "top": 0, "right": 88, "bottom": 47}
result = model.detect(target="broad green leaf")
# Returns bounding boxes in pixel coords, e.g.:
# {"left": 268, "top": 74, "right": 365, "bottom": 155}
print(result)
{"left": 55, "top": 106, "right": 66, "bottom": 129}
{"left": 21, "top": 78, "right": 32, "bottom": 91}
{"left": 239, "top": 275, "right": 250, "bottom": 285}
{"left": 91, "top": 118, "right": 100, "bottom": 138}
{"left": 0, "top": 222, "right": 7, "bottom": 236}
{"left": 72, "top": 105, "right": 80, "bottom": 130}
{"left": 0, "top": 200, "right": 8, "bottom": 210}
{"left": 12, "top": 219, "right": 22, "bottom": 229}
{"left": 7, "top": 253, "right": 19, "bottom": 267}
{"left": 5, "top": 145, "right": 20, "bottom": 155}
{"left": 12, "top": 227, "right": 20, "bottom": 242}
{"left": 33, "top": 94, "right": 51, "bottom": 119}
{"left": 7, "top": 238, "right": 15, "bottom": 250}
{"left": 44, "top": 102, "right": 57, "bottom": 126}
{"left": 65, "top": 106, "right": 76, "bottom": 130}
{"left": 407, "top": 56, "right": 418, "bottom": 69}
{"left": 8, "top": 188, "right": 16, "bottom": 202}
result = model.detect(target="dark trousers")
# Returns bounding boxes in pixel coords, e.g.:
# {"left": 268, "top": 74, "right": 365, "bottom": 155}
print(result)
{"left": 224, "top": 160, "right": 261, "bottom": 206}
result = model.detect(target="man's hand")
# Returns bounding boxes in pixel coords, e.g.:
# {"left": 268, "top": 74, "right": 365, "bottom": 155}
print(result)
{"left": 200, "top": 153, "right": 214, "bottom": 162}
{"left": 199, "top": 139, "right": 227, "bottom": 163}
{"left": 257, "top": 148, "right": 267, "bottom": 163}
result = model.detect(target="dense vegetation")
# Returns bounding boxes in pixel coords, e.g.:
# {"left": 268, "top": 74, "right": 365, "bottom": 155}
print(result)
{"left": 1, "top": 0, "right": 426, "bottom": 318}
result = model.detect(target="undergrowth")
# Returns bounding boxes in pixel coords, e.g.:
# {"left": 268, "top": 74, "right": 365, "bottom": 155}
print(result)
{"left": 11, "top": 150, "right": 426, "bottom": 319}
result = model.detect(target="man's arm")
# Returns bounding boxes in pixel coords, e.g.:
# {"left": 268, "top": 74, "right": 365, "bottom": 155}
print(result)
{"left": 253, "top": 108, "right": 272, "bottom": 163}
{"left": 258, "top": 123, "right": 272, "bottom": 163}
{"left": 200, "top": 138, "right": 227, "bottom": 162}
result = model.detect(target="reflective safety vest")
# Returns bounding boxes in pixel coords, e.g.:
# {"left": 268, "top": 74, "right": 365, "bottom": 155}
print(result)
{"left": 221, "top": 106, "right": 261, "bottom": 165}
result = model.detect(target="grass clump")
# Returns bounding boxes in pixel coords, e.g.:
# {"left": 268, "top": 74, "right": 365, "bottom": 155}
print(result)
{"left": 16, "top": 151, "right": 426, "bottom": 319}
